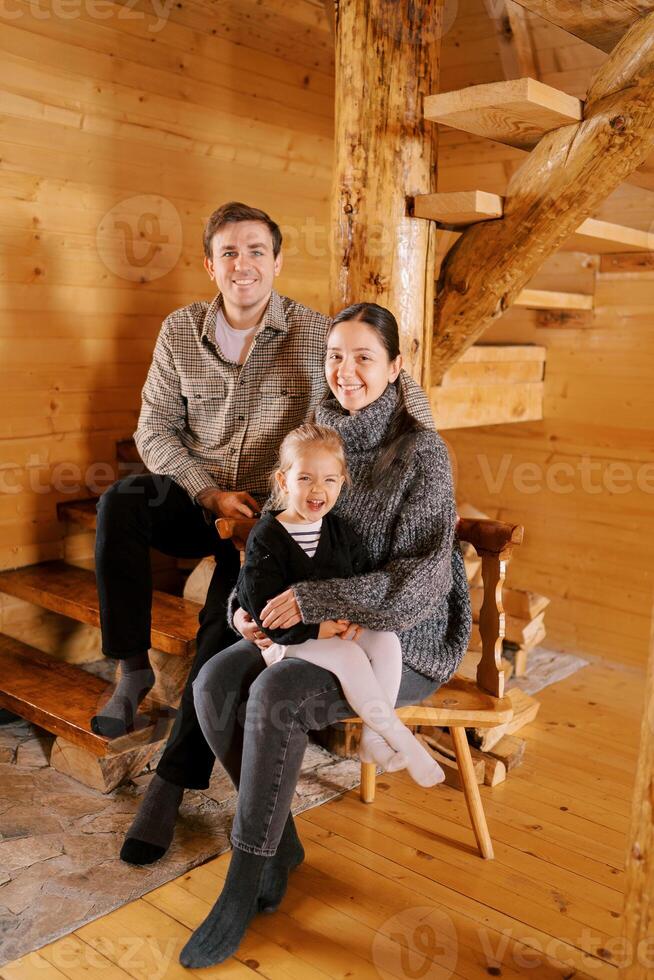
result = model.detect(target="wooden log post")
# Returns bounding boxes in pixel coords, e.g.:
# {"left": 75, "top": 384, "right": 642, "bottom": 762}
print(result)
{"left": 330, "top": 0, "right": 443, "bottom": 386}
{"left": 619, "top": 606, "right": 654, "bottom": 979}
{"left": 431, "top": 12, "right": 654, "bottom": 382}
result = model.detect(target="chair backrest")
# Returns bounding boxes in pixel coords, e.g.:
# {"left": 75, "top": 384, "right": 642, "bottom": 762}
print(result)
{"left": 216, "top": 515, "right": 525, "bottom": 700}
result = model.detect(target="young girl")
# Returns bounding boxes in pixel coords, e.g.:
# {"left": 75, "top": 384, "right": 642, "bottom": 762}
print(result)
{"left": 235, "top": 422, "right": 445, "bottom": 788}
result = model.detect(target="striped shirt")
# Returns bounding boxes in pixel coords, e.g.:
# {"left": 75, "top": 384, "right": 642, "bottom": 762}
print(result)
{"left": 134, "top": 290, "right": 436, "bottom": 503}
{"left": 278, "top": 518, "right": 322, "bottom": 558}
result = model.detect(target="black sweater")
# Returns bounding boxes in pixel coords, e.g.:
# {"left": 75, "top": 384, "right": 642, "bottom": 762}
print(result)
{"left": 236, "top": 511, "right": 368, "bottom": 645}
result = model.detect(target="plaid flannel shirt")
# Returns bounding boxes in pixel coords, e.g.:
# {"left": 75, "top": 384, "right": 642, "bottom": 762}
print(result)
{"left": 134, "top": 290, "right": 435, "bottom": 504}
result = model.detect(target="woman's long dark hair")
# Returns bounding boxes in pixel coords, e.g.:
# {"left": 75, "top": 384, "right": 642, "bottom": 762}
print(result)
{"left": 327, "top": 302, "right": 426, "bottom": 487}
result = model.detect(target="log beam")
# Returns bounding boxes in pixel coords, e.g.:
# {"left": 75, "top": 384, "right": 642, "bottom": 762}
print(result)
{"left": 619, "top": 605, "right": 654, "bottom": 979}
{"left": 511, "top": 0, "right": 654, "bottom": 53}
{"left": 330, "top": 0, "right": 442, "bottom": 386}
{"left": 432, "top": 12, "right": 654, "bottom": 381}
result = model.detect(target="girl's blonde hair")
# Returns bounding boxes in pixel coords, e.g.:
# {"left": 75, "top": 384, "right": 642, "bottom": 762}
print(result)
{"left": 270, "top": 423, "right": 350, "bottom": 508}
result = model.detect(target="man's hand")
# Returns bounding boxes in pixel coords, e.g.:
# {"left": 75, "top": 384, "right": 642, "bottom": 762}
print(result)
{"left": 197, "top": 489, "right": 260, "bottom": 520}
{"left": 318, "top": 619, "right": 351, "bottom": 639}
{"left": 233, "top": 607, "right": 272, "bottom": 650}
{"left": 260, "top": 589, "right": 302, "bottom": 630}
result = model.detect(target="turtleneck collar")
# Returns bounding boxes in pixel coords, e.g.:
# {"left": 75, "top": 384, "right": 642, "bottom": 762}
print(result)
{"left": 315, "top": 382, "right": 398, "bottom": 452}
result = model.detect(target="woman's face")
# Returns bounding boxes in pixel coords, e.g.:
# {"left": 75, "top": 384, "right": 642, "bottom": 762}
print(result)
{"left": 325, "top": 319, "right": 402, "bottom": 414}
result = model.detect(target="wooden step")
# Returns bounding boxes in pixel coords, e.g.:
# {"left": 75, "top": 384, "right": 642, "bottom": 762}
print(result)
{"left": 57, "top": 497, "right": 99, "bottom": 530}
{"left": 116, "top": 439, "right": 142, "bottom": 465}
{"left": 0, "top": 561, "right": 200, "bottom": 656}
{"left": 418, "top": 194, "right": 651, "bottom": 256}
{"left": 565, "top": 218, "right": 653, "bottom": 254}
{"left": 0, "top": 634, "right": 172, "bottom": 757}
{"left": 515, "top": 288, "right": 594, "bottom": 311}
{"left": 413, "top": 191, "right": 503, "bottom": 226}
{"left": 431, "top": 344, "right": 546, "bottom": 429}
{"left": 424, "top": 77, "right": 582, "bottom": 150}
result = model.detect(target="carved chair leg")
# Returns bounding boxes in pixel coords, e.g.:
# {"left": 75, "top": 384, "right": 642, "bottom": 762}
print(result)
{"left": 450, "top": 725, "right": 494, "bottom": 859}
{"left": 360, "top": 761, "right": 377, "bottom": 803}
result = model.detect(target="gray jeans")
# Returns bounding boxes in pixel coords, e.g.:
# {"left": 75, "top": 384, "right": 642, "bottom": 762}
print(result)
{"left": 193, "top": 638, "right": 441, "bottom": 856}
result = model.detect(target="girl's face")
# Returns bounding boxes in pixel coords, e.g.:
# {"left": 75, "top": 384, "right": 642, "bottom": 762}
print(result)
{"left": 325, "top": 319, "right": 402, "bottom": 414}
{"left": 276, "top": 447, "right": 345, "bottom": 523}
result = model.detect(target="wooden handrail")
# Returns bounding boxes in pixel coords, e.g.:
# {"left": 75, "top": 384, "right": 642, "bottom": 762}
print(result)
{"left": 456, "top": 517, "right": 524, "bottom": 558}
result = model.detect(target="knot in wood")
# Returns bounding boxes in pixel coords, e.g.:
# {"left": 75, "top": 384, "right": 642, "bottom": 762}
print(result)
{"left": 610, "top": 115, "right": 627, "bottom": 132}
{"left": 343, "top": 203, "right": 354, "bottom": 214}
{"left": 453, "top": 278, "right": 469, "bottom": 295}
{"left": 631, "top": 841, "right": 644, "bottom": 861}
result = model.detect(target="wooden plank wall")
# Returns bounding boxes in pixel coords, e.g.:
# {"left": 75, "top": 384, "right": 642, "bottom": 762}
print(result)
{"left": 1, "top": 0, "right": 652, "bottom": 669}
{"left": 0, "top": 0, "right": 334, "bottom": 576}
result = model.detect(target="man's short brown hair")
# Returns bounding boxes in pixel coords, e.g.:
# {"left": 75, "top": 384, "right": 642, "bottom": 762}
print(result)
{"left": 203, "top": 202, "right": 282, "bottom": 259}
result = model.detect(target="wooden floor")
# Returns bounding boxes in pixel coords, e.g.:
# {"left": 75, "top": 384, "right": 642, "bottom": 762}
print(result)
{"left": 0, "top": 658, "right": 644, "bottom": 980}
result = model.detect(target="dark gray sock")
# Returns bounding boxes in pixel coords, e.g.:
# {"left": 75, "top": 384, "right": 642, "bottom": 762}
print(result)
{"left": 179, "top": 846, "right": 267, "bottom": 968}
{"left": 257, "top": 814, "right": 305, "bottom": 913}
{"left": 120, "top": 773, "right": 184, "bottom": 865}
{"left": 91, "top": 652, "right": 155, "bottom": 739}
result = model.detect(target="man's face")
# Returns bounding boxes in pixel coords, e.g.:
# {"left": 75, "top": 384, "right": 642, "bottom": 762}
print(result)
{"left": 204, "top": 220, "right": 282, "bottom": 312}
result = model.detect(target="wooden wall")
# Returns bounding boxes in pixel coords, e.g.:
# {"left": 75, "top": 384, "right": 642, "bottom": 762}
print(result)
{"left": 1, "top": 0, "right": 652, "bottom": 668}
{"left": 0, "top": 0, "right": 333, "bottom": 575}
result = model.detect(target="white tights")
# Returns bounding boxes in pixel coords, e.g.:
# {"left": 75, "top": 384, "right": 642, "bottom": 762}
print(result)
{"left": 277, "top": 629, "right": 444, "bottom": 788}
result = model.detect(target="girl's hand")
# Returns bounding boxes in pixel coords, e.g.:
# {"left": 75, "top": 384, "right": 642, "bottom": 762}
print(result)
{"left": 338, "top": 622, "right": 363, "bottom": 642}
{"left": 318, "top": 619, "right": 351, "bottom": 639}
{"left": 260, "top": 589, "right": 302, "bottom": 630}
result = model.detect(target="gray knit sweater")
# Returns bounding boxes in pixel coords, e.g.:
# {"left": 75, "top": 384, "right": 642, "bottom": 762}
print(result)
{"left": 292, "top": 384, "right": 473, "bottom": 683}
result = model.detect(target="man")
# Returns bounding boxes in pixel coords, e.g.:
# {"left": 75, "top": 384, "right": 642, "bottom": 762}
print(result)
{"left": 92, "top": 201, "right": 435, "bottom": 865}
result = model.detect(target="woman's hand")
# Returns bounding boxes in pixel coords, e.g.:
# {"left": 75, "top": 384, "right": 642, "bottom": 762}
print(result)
{"left": 260, "top": 589, "right": 302, "bottom": 630}
{"left": 318, "top": 619, "right": 351, "bottom": 639}
{"left": 233, "top": 607, "right": 272, "bottom": 650}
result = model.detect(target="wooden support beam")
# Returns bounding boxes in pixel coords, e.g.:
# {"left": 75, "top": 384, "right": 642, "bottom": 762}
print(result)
{"left": 331, "top": 0, "right": 442, "bottom": 387}
{"left": 512, "top": 0, "right": 654, "bottom": 53}
{"left": 431, "top": 12, "right": 654, "bottom": 381}
{"left": 424, "top": 78, "right": 582, "bottom": 151}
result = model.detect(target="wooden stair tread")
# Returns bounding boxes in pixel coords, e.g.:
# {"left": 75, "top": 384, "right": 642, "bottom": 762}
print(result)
{"left": 515, "top": 288, "right": 594, "bottom": 311}
{"left": 0, "top": 635, "right": 171, "bottom": 756}
{"left": 424, "top": 77, "right": 582, "bottom": 150}
{"left": 414, "top": 190, "right": 504, "bottom": 225}
{"left": 0, "top": 561, "right": 200, "bottom": 656}
{"left": 57, "top": 497, "right": 99, "bottom": 530}
{"left": 566, "top": 217, "right": 653, "bottom": 254}
{"left": 343, "top": 675, "right": 513, "bottom": 728}
{"left": 420, "top": 192, "right": 651, "bottom": 256}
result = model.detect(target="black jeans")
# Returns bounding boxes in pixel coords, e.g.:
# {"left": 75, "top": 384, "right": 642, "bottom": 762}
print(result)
{"left": 95, "top": 474, "right": 241, "bottom": 787}
{"left": 193, "top": 640, "right": 442, "bottom": 855}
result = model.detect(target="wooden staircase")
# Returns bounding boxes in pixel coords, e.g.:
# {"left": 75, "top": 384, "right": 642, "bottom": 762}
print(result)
{"left": 423, "top": 5, "right": 654, "bottom": 378}
{"left": 0, "top": 441, "right": 203, "bottom": 792}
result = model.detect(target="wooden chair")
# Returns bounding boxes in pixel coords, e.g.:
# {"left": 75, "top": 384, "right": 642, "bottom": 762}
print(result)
{"left": 216, "top": 515, "right": 524, "bottom": 860}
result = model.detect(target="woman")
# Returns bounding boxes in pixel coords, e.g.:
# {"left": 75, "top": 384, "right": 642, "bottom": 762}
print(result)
{"left": 179, "top": 303, "right": 472, "bottom": 969}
